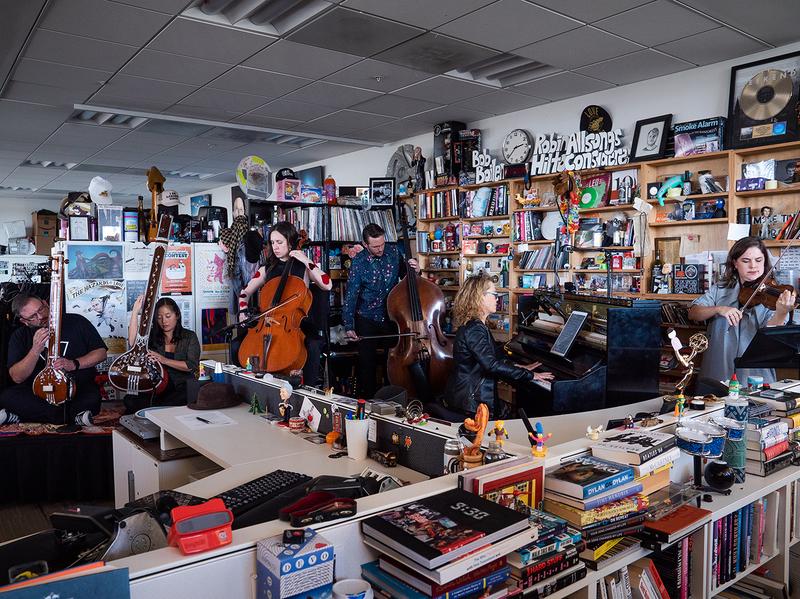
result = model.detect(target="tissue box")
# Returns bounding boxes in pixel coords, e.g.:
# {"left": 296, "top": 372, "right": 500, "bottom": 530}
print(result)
{"left": 256, "top": 529, "right": 334, "bottom": 599}
{"left": 735, "top": 177, "right": 766, "bottom": 192}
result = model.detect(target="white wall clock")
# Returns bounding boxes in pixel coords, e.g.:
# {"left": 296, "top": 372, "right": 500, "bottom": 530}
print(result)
{"left": 501, "top": 129, "right": 533, "bottom": 165}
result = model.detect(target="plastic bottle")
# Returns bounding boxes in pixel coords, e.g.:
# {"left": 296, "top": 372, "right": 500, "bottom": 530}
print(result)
{"left": 324, "top": 174, "right": 336, "bottom": 204}
{"left": 728, "top": 373, "right": 741, "bottom": 400}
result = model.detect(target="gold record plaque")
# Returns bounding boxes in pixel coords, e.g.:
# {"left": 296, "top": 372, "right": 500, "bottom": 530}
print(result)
{"left": 728, "top": 51, "right": 800, "bottom": 149}
{"left": 739, "top": 69, "right": 793, "bottom": 121}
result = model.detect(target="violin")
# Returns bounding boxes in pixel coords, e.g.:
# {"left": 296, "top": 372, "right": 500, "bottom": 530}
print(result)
{"left": 386, "top": 208, "right": 453, "bottom": 399}
{"left": 738, "top": 276, "right": 796, "bottom": 311}
{"left": 32, "top": 247, "right": 75, "bottom": 405}
{"left": 237, "top": 232, "right": 312, "bottom": 373}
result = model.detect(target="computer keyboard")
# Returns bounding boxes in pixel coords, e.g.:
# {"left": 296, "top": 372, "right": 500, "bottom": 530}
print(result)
{"left": 214, "top": 469, "right": 312, "bottom": 528}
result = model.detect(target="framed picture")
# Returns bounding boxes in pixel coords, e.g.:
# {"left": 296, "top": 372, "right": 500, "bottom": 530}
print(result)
{"left": 728, "top": 50, "right": 800, "bottom": 149}
{"left": 69, "top": 215, "right": 90, "bottom": 241}
{"left": 630, "top": 114, "right": 672, "bottom": 161}
{"left": 369, "top": 177, "right": 395, "bottom": 207}
{"left": 190, "top": 194, "right": 211, "bottom": 217}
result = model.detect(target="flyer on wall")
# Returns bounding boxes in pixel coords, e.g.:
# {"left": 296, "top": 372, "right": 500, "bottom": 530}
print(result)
{"left": 162, "top": 245, "right": 192, "bottom": 294}
{"left": 65, "top": 279, "right": 127, "bottom": 354}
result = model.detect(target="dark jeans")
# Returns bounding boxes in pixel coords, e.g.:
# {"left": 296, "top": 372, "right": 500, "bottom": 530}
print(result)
{"left": 355, "top": 316, "right": 397, "bottom": 399}
{"left": 303, "top": 336, "right": 324, "bottom": 388}
{"left": 0, "top": 384, "right": 101, "bottom": 424}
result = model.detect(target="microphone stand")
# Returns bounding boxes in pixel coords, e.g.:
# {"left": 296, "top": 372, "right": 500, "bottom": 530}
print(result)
{"left": 603, "top": 249, "right": 613, "bottom": 300}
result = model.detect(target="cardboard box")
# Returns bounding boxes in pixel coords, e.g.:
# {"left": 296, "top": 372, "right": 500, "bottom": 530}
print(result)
{"left": 276, "top": 179, "right": 301, "bottom": 203}
{"left": 34, "top": 233, "right": 55, "bottom": 256}
{"left": 256, "top": 529, "right": 334, "bottom": 599}
{"left": 32, "top": 210, "right": 57, "bottom": 237}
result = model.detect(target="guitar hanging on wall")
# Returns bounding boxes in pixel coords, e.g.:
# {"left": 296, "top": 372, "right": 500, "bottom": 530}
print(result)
{"left": 33, "top": 245, "right": 75, "bottom": 405}
{"left": 109, "top": 215, "right": 173, "bottom": 395}
{"left": 146, "top": 166, "right": 165, "bottom": 243}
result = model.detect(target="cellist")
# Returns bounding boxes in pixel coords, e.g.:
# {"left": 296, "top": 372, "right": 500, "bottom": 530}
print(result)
{"left": 343, "top": 223, "right": 419, "bottom": 398}
{"left": 238, "top": 221, "right": 332, "bottom": 385}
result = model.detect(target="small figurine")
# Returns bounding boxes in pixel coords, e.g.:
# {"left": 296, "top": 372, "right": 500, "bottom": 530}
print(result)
{"left": 248, "top": 392, "right": 264, "bottom": 415}
{"left": 278, "top": 382, "right": 293, "bottom": 425}
{"left": 462, "top": 403, "right": 489, "bottom": 458}
{"left": 586, "top": 424, "right": 604, "bottom": 440}
{"left": 492, "top": 420, "right": 509, "bottom": 447}
{"left": 623, "top": 414, "right": 635, "bottom": 429}
{"left": 198, "top": 364, "right": 210, "bottom": 381}
{"left": 529, "top": 422, "right": 552, "bottom": 457}
{"left": 674, "top": 393, "right": 686, "bottom": 418}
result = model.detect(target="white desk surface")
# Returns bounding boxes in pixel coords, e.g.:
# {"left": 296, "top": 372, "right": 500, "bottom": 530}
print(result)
{"left": 146, "top": 405, "right": 318, "bottom": 469}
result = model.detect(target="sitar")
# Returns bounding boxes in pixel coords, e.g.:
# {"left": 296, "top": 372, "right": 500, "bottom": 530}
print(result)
{"left": 146, "top": 166, "right": 165, "bottom": 243}
{"left": 33, "top": 246, "right": 74, "bottom": 405}
{"left": 109, "top": 215, "right": 173, "bottom": 395}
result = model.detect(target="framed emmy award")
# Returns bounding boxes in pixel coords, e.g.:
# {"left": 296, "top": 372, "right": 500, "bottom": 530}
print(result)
{"left": 727, "top": 50, "right": 800, "bottom": 149}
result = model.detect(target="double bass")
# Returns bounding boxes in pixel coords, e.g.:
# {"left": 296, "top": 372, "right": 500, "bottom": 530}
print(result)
{"left": 33, "top": 246, "right": 75, "bottom": 405}
{"left": 108, "top": 215, "right": 172, "bottom": 395}
{"left": 237, "top": 237, "right": 312, "bottom": 373}
{"left": 386, "top": 208, "right": 453, "bottom": 399}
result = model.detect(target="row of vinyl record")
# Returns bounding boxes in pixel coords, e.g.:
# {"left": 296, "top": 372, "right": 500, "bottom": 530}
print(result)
{"left": 329, "top": 206, "right": 397, "bottom": 243}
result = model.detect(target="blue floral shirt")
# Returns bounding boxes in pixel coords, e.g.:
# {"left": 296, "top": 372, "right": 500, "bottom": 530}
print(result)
{"left": 343, "top": 243, "right": 402, "bottom": 330}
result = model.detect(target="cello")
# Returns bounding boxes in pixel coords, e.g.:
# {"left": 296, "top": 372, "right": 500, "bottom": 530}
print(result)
{"left": 237, "top": 235, "right": 312, "bottom": 373}
{"left": 33, "top": 246, "right": 75, "bottom": 405}
{"left": 386, "top": 208, "right": 453, "bottom": 399}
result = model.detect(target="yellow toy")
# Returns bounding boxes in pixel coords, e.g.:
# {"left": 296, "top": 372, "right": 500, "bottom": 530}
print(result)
{"left": 529, "top": 421, "right": 552, "bottom": 457}
{"left": 463, "top": 403, "right": 489, "bottom": 458}
{"left": 492, "top": 420, "right": 509, "bottom": 447}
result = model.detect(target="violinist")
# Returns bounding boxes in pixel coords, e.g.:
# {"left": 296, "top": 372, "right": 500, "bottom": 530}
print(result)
{"left": 343, "top": 223, "right": 419, "bottom": 398}
{"left": 687, "top": 236, "right": 796, "bottom": 384}
{"left": 0, "top": 294, "right": 107, "bottom": 426}
{"left": 124, "top": 296, "right": 201, "bottom": 414}
{"left": 238, "top": 221, "right": 332, "bottom": 385}
{"left": 442, "top": 273, "right": 553, "bottom": 418}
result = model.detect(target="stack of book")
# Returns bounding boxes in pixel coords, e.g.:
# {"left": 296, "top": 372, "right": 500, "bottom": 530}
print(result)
{"left": 506, "top": 510, "right": 586, "bottom": 595}
{"left": 542, "top": 455, "right": 649, "bottom": 569}
{"left": 745, "top": 416, "right": 791, "bottom": 477}
{"left": 639, "top": 503, "right": 711, "bottom": 549}
{"left": 360, "top": 489, "right": 534, "bottom": 599}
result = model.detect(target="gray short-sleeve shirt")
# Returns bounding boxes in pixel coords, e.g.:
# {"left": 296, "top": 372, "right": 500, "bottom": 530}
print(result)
{"left": 691, "top": 283, "right": 776, "bottom": 384}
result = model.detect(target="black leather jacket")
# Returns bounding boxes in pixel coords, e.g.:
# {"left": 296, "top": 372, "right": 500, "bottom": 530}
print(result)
{"left": 444, "top": 319, "right": 534, "bottom": 415}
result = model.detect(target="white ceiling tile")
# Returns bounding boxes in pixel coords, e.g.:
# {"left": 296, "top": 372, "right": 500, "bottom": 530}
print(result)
{"left": 681, "top": 0, "right": 800, "bottom": 46}
{"left": 358, "top": 118, "right": 432, "bottom": 142}
{"left": 513, "top": 27, "right": 642, "bottom": 69}
{"left": 596, "top": 0, "right": 717, "bottom": 46}
{"left": 574, "top": 50, "right": 693, "bottom": 85}
{"left": 281, "top": 82, "right": 382, "bottom": 109}
{"left": 374, "top": 33, "right": 499, "bottom": 74}
{"left": 230, "top": 114, "right": 302, "bottom": 130}
{"left": 341, "top": 0, "right": 496, "bottom": 29}
{"left": 207, "top": 67, "right": 311, "bottom": 98}
{"left": 177, "top": 88, "right": 268, "bottom": 115}
{"left": 656, "top": 27, "right": 767, "bottom": 66}
{"left": 84, "top": 92, "right": 178, "bottom": 112}
{"left": 436, "top": 0, "right": 581, "bottom": 52}
{"left": 13, "top": 58, "right": 110, "bottom": 93}
{"left": 41, "top": 0, "right": 171, "bottom": 45}
{"left": 243, "top": 40, "right": 360, "bottom": 80}
{"left": 293, "top": 110, "right": 394, "bottom": 135}
{"left": 46, "top": 123, "right": 131, "bottom": 148}
{"left": 454, "top": 90, "right": 548, "bottom": 115}
{"left": 529, "top": 0, "right": 654, "bottom": 22}
{"left": 25, "top": 29, "right": 138, "bottom": 72}
{"left": 352, "top": 95, "right": 440, "bottom": 118}
{"left": 409, "top": 105, "right": 494, "bottom": 125}
{"left": 285, "top": 6, "right": 424, "bottom": 56}
{"left": 3, "top": 82, "right": 87, "bottom": 107}
{"left": 122, "top": 50, "right": 231, "bottom": 86}
{"left": 248, "top": 99, "right": 335, "bottom": 122}
{"left": 111, "top": 0, "right": 192, "bottom": 14}
{"left": 323, "top": 59, "right": 431, "bottom": 92}
{"left": 280, "top": 141, "right": 372, "bottom": 167}
{"left": 147, "top": 18, "right": 276, "bottom": 64}
{"left": 93, "top": 74, "right": 195, "bottom": 106}
{"left": 163, "top": 104, "right": 243, "bottom": 121}
{"left": 513, "top": 71, "right": 614, "bottom": 101}
{"left": 397, "top": 76, "right": 493, "bottom": 103}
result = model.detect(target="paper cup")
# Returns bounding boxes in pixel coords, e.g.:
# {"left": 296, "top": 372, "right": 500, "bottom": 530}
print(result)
{"left": 345, "top": 419, "right": 369, "bottom": 460}
{"left": 333, "top": 579, "right": 373, "bottom": 599}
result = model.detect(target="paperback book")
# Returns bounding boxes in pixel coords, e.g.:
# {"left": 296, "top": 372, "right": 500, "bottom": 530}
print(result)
{"left": 546, "top": 456, "right": 633, "bottom": 499}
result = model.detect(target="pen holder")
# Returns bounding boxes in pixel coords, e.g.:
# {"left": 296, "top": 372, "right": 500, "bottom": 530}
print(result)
{"left": 345, "top": 418, "right": 370, "bottom": 460}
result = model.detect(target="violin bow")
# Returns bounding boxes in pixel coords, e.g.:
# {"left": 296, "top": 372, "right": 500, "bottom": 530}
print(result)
{"left": 740, "top": 234, "right": 800, "bottom": 313}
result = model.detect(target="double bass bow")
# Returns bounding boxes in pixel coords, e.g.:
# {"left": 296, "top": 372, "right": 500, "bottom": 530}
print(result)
{"left": 237, "top": 233, "right": 312, "bottom": 373}
{"left": 108, "top": 215, "right": 173, "bottom": 395}
{"left": 32, "top": 246, "right": 75, "bottom": 405}
{"left": 386, "top": 208, "right": 453, "bottom": 399}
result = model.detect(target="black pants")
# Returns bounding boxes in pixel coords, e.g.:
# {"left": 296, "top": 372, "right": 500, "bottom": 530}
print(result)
{"left": 0, "top": 384, "right": 101, "bottom": 424}
{"left": 355, "top": 316, "right": 397, "bottom": 399}
{"left": 303, "top": 336, "right": 324, "bottom": 388}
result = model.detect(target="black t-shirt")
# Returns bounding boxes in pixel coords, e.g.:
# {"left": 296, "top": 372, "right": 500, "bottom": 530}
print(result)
{"left": 7, "top": 313, "right": 107, "bottom": 387}
{"left": 264, "top": 258, "right": 307, "bottom": 283}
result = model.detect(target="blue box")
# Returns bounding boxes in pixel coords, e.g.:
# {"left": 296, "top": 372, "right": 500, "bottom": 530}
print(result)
{"left": 256, "top": 529, "right": 334, "bottom": 599}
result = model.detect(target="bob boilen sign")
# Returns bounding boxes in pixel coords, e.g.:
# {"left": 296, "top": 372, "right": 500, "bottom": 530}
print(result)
{"left": 528, "top": 129, "right": 629, "bottom": 175}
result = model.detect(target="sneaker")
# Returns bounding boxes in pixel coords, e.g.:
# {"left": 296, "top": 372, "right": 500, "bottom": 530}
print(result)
{"left": 74, "top": 410, "right": 94, "bottom": 427}
{"left": 0, "top": 409, "right": 20, "bottom": 425}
